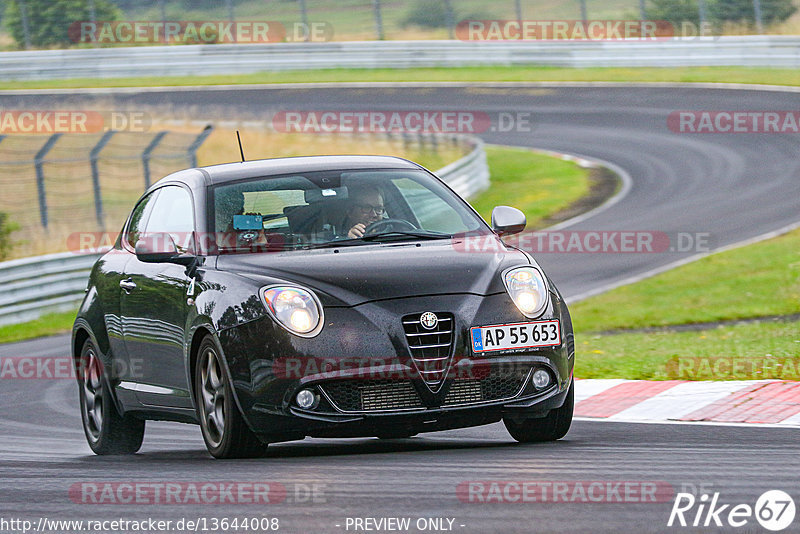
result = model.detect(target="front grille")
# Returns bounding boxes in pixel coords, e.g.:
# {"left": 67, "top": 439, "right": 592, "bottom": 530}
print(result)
{"left": 402, "top": 312, "right": 455, "bottom": 388}
{"left": 442, "top": 369, "right": 530, "bottom": 406}
{"left": 320, "top": 379, "right": 424, "bottom": 412}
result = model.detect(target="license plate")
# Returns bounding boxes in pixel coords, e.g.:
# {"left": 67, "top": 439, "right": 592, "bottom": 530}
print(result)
{"left": 470, "top": 320, "right": 561, "bottom": 353}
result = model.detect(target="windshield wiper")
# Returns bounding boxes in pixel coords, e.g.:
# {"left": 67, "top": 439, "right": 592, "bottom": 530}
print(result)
{"left": 359, "top": 231, "right": 452, "bottom": 242}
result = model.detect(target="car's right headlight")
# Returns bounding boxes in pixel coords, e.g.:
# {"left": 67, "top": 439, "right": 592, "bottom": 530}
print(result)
{"left": 260, "top": 285, "right": 323, "bottom": 337}
{"left": 503, "top": 266, "right": 549, "bottom": 318}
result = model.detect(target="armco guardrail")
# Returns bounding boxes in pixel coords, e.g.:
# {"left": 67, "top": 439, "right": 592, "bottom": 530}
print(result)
{"left": 438, "top": 137, "right": 489, "bottom": 199}
{"left": 0, "top": 36, "right": 798, "bottom": 81}
{"left": 0, "top": 138, "right": 489, "bottom": 327}
{"left": 0, "top": 251, "right": 102, "bottom": 327}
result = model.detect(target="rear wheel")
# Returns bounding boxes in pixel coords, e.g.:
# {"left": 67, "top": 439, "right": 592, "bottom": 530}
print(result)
{"left": 78, "top": 339, "right": 145, "bottom": 455}
{"left": 195, "top": 335, "right": 266, "bottom": 459}
{"left": 504, "top": 379, "right": 574, "bottom": 443}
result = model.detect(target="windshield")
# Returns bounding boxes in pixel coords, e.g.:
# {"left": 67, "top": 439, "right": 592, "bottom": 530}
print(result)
{"left": 210, "top": 168, "right": 489, "bottom": 253}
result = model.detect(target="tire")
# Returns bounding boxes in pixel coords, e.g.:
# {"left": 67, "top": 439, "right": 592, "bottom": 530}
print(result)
{"left": 503, "top": 379, "right": 574, "bottom": 443}
{"left": 195, "top": 335, "right": 267, "bottom": 459}
{"left": 78, "top": 339, "right": 145, "bottom": 455}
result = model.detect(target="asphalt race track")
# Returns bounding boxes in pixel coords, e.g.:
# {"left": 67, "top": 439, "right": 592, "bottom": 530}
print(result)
{"left": 1, "top": 84, "right": 799, "bottom": 532}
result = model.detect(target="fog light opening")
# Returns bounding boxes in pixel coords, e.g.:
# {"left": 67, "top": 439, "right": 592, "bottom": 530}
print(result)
{"left": 295, "top": 389, "right": 318, "bottom": 410}
{"left": 532, "top": 369, "right": 551, "bottom": 389}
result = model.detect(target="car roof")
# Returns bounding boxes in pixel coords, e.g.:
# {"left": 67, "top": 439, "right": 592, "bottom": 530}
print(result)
{"left": 150, "top": 155, "right": 423, "bottom": 191}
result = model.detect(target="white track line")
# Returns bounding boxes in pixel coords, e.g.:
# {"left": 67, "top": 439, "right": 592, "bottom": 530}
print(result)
{"left": 573, "top": 379, "right": 628, "bottom": 403}
{"left": 574, "top": 417, "right": 800, "bottom": 429}
{"left": 776, "top": 411, "right": 800, "bottom": 426}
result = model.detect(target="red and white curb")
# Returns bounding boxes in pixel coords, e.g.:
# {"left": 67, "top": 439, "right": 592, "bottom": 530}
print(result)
{"left": 574, "top": 379, "right": 800, "bottom": 426}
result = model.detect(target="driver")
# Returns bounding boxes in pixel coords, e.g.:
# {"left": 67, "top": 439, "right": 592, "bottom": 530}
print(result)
{"left": 343, "top": 185, "right": 386, "bottom": 239}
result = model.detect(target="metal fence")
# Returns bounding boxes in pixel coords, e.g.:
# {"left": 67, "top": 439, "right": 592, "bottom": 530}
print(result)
{"left": 0, "top": 125, "right": 213, "bottom": 258}
{"left": 2, "top": 35, "right": 799, "bottom": 81}
{"left": 0, "top": 251, "right": 101, "bottom": 326}
{"left": 5, "top": 0, "right": 776, "bottom": 48}
{"left": 0, "top": 134, "right": 489, "bottom": 327}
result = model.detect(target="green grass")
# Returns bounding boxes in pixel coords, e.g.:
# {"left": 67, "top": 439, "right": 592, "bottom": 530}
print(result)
{"left": 571, "top": 227, "right": 800, "bottom": 380}
{"left": 469, "top": 146, "right": 590, "bottom": 227}
{"left": 577, "top": 321, "right": 800, "bottom": 380}
{"left": 0, "top": 309, "right": 77, "bottom": 344}
{"left": 571, "top": 228, "right": 800, "bottom": 333}
{"left": 5, "top": 66, "right": 800, "bottom": 91}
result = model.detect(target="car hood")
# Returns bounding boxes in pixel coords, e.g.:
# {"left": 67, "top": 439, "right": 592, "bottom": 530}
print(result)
{"left": 215, "top": 238, "right": 531, "bottom": 307}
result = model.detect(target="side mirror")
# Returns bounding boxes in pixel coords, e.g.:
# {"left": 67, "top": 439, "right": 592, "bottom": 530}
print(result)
{"left": 491, "top": 206, "right": 527, "bottom": 236}
{"left": 135, "top": 234, "right": 195, "bottom": 266}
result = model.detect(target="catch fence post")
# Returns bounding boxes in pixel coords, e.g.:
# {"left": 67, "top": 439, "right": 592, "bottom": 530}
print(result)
{"left": 90, "top": 131, "right": 115, "bottom": 229}
{"left": 34, "top": 133, "right": 62, "bottom": 229}
{"left": 142, "top": 131, "right": 168, "bottom": 189}
{"left": 187, "top": 125, "right": 214, "bottom": 168}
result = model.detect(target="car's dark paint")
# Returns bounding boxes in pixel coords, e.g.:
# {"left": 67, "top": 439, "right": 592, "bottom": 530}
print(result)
{"left": 72, "top": 155, "right": 575, "bottom": 443}
{"left": 215, "top": 240, "right": 525, "bottom": 307}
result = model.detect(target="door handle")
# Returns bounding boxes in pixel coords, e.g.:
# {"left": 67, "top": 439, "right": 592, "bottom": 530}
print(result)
{"left": 120, "top": 279, "right": 137, "bottom": 293}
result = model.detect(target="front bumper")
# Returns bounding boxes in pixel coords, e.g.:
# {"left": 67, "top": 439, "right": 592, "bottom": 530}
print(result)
{"left": 218, "top": 292, "right": 574, "bottom": 441}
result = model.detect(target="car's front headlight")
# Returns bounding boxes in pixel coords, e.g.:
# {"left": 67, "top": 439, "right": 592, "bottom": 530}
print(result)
{"left": 503, "top": 266, "right": 549, "bottom": 318}
{"left": 260, "top": 285, "right": 323, "bottom": 337}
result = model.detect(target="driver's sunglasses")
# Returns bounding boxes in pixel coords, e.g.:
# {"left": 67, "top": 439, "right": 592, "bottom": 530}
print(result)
{"left": 354, "top": 203, "right": 386, "bottom": 216}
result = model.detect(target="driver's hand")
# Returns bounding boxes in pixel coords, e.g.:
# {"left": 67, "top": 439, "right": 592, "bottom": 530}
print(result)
{"left": 347, "top": 223, "right": 366, "bottom": 239}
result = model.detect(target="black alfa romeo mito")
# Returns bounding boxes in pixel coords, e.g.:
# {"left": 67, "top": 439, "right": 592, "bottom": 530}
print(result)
{"left": 72, "top": 155, "right": 575, "bottom": 458}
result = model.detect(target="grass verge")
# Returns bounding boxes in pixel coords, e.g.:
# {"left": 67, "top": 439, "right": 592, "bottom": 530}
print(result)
{"left": 571, "top": 228, "right": 800, "bottom": 332}
{"left": 578, "top": 321, "right": 800, "bottom": 381}
{"left": 571, "top": 228, "right": 800, "bottom": 380}
{"left": 0, "top": 310, "right": 77, "bottom": 344}
{"left": 5, "top": 66, "right": 800, "bottom": 91}
{"left": 469, "top": 146, "right": 590, "bottom": 227}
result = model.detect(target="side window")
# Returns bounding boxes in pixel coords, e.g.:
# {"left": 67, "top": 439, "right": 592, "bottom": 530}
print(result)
{"left": 144, "top": 186, "right": 195, "bottom": 253}
{"left": 126, "top": 191, "right": 158, "bottom": 249}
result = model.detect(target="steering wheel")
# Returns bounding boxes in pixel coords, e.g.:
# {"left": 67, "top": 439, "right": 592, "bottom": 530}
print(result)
{"left": 363, "top": 218, "right": 418, "bottom": 235}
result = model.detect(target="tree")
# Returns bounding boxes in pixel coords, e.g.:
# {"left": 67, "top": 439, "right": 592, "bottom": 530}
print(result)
{"left": 648, "top": 0, "right": 796, "bottom": 30}
{"left": 401, "top": 0, "right": 451, "bottom": 29}
{"left": 5, "top": 0, "right": 120, "bottom": 49}
{"left": 710, "top": 0, "right": 796, "bottom": 26}
{"left": 647, "top": 0, "right": 702, "bottom": 27}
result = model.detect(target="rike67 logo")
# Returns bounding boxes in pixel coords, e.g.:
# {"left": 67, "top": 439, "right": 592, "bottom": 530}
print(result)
{"left": 668, "top": 490, "right": 796, "bottom": 531}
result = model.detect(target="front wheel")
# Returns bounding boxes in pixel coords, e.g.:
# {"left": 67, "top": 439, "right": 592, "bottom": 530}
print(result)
{"left": 78, "top": 339, "right": 145, "bottom": 455}
{"left": 195, "top": 335, "right": 266, "bottom": 459}
{"left": 504, "top": 379, "right": 574, "bottom": 443}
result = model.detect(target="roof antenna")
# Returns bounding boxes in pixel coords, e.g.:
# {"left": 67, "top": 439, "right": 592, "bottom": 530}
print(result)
{"left": 236, "top": 130, "right": 246, "bottom": 163}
